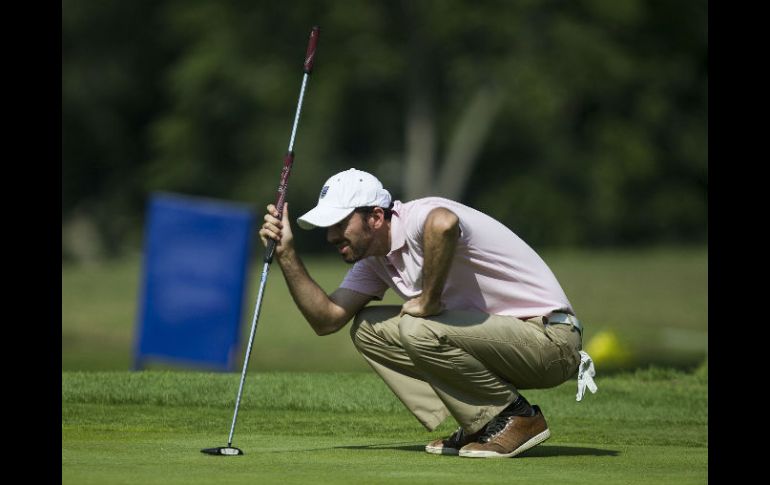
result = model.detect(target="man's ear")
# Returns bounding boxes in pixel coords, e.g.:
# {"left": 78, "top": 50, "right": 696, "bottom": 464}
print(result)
{"left": 369, "top": 207, "right": 386, "bottom": 229}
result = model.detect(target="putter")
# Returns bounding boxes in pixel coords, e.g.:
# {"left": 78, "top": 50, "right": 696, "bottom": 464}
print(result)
{"left": 201, "top": 25, "right": 320, "bottom": 457}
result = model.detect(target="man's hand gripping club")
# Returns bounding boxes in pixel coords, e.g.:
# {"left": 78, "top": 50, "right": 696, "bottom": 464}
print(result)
{"left": 259, "top": 203, "right": 293, "bottom": 261}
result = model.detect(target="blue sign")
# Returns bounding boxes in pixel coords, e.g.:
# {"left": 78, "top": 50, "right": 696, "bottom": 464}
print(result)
{"left": 133, "top": 193, "right": 254, "bottom": 371}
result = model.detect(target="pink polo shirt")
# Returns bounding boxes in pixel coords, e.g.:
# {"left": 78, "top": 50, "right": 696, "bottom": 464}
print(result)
{"left": 339, "top": 197, "right": 574, "bottom": 319}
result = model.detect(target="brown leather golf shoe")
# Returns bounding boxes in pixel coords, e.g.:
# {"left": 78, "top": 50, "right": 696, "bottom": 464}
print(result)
{"left": 425, "top": 426, "right": 484, "bottom": 455}
{"left": 459, "top": 405, "right": 550, "bottom": 458}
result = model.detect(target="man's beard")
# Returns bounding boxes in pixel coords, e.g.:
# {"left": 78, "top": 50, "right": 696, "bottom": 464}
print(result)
{"left": 339, "top": 223, "right": 373, "bottom": 264}
{"left": 340, "top": 239, "right": 368, "bottom": 264}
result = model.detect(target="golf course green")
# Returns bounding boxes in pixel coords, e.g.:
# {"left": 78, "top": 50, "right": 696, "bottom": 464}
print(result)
{"left": 62, "top": 365, "right": 707, "bottom": 484}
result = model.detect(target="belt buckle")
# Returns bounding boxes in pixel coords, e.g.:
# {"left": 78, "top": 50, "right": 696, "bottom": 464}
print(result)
{"left": 547, "top": 312, "right": 583, "bottom": 335}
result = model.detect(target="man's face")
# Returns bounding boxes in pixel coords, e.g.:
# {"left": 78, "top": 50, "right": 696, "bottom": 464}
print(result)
{"left": 326, "top": 211, "right": 374, "bottom": 264}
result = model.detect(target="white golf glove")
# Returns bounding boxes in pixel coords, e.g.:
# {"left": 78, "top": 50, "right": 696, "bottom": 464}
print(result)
{"left": 576, "top": 350, "right": 598, "bottom": 401}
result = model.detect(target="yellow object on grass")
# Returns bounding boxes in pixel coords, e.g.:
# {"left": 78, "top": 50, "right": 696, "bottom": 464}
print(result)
{"left": 585, "top": 330, "right": 634, "bottom": 367}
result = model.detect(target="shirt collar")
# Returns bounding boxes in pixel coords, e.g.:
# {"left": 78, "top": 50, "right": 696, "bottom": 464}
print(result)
{"left": 388, "top": 200, "right": 406, "bottom": 255}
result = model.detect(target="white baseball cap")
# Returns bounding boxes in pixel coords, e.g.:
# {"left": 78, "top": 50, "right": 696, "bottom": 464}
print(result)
{"left": 297, "top": 168, "right": 392, "bottom": 230}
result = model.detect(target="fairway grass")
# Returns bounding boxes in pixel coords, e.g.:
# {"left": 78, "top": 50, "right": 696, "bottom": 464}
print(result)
{"left": 62, "top": 364, "right": 708, "bottom": 484}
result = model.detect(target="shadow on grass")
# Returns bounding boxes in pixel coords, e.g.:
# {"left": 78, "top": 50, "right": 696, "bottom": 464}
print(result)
{"left": 335, "top": 442, "right": 425, "bottom": 452}
{"left": 334, "top": 442, "right": 619, "bottom": 457}
{"left": 517, "top": 445, "right": 619, "bottom": 458}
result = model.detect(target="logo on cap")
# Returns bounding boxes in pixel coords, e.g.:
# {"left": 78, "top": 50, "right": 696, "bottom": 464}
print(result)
{"left": 319, "top": 186, "right": 329, "bottom": 199}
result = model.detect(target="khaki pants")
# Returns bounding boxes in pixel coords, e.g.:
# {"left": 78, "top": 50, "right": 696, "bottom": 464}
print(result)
{"left": 350, "top": 306, "right": 582, "bottom": 434}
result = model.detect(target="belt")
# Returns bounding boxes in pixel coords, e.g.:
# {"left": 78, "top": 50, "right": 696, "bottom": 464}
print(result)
{"left": 545, "top": 312, "right": 583, "bottom": 336}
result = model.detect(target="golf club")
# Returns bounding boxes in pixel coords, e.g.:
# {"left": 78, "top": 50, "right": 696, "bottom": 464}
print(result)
{"left": 201, "top": 25, "right": 320, "bottom": 457}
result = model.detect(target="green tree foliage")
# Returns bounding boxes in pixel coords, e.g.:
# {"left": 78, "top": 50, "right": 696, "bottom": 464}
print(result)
{"left": 62, "top": 0, "right": 707, "bottom": 258}
{"left": 63, "top": 0, "right": 178, "bottom": 257}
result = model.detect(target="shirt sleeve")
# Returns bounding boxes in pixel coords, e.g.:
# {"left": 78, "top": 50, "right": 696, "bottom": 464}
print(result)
{"left": 403, "top": 200, "right": 468, "bottom": 249}
{"left": 339, "top": 259, "right": 389, "bottom": 299}
{"left": 402, "top": 202, "right": 433, "bottom": 248}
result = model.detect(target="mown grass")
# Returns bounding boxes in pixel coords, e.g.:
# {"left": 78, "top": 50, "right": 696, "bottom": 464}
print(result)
{"left": 62, "top": 246, "right": 708, "bottom": 372}
{"left": 62, "top": 363, "right": 707, "bottom": 485}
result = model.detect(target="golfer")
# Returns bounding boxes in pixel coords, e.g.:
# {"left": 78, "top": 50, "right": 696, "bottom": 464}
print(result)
{"left": 259, "top": 168, "right": 596, "bottom": 458}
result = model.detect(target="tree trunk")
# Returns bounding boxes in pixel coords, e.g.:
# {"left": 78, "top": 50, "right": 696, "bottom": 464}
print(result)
{"left": 403, "top": 84, "right": 502, "bottom": 201}
{"left": 436, "top": 85, "right": 503, "bottom": 200}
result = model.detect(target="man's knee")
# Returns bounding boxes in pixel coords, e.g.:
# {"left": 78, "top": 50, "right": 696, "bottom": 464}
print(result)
{"left": 398, "top": 314, "right": 439, "bottom": 356}
{"left": 349, "top": 305, "right": 400, "bottom": 350}
{"left": 349, "top": 308, "right": 371, "bottom": 350}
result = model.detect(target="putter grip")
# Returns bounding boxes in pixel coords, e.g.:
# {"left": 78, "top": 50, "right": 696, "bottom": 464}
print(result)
{"left": 264, "top": 151, "right": 295, "bottom": 263}
{"left": 303, "top": 26, "right": 320, "bottom": 74}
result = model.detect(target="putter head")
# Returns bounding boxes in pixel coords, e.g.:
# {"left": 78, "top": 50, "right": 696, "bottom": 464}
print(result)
{"left": 201, "top": 446, "right": 243, "bottom": 456}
